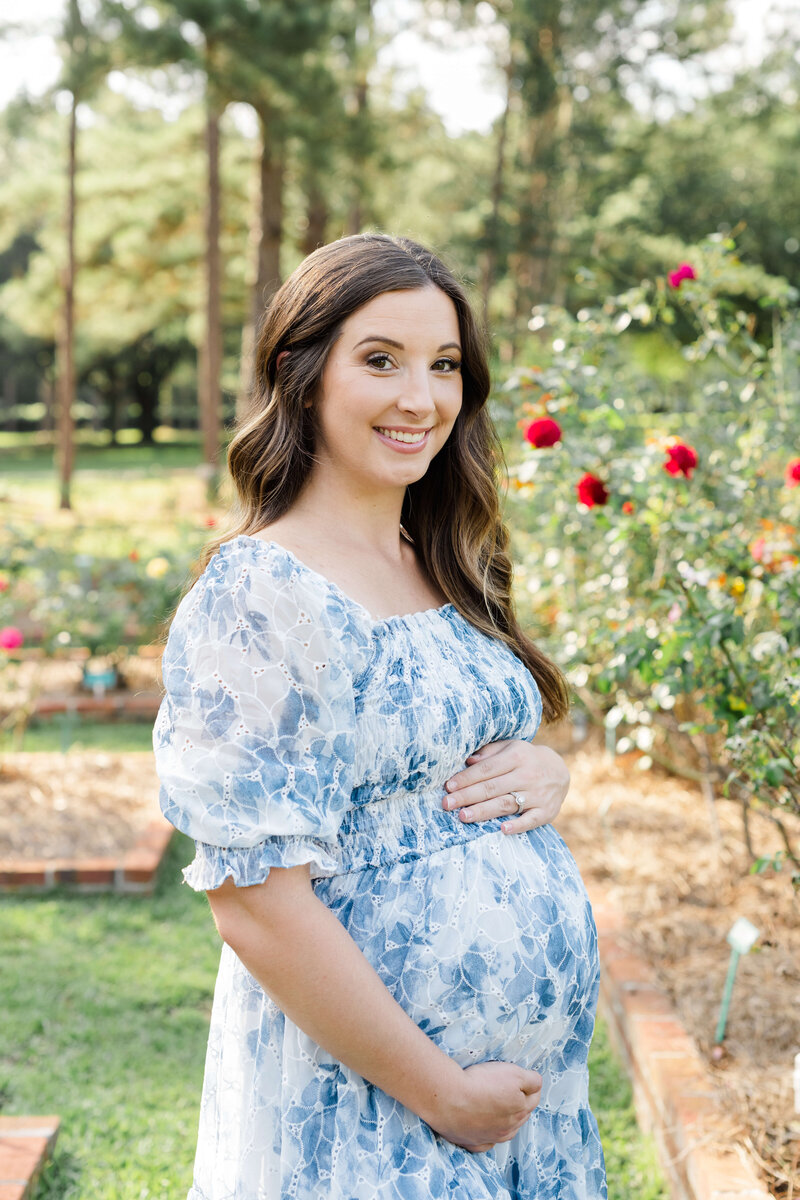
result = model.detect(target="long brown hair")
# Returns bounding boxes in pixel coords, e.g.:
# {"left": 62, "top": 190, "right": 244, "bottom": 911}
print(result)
{"left": 186, "top": 232, "right": 569, "bottom": 724}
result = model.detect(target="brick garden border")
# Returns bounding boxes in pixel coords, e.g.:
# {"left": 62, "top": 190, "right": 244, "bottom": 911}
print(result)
{"left": 0, "top": 1116, "right": 59, "bottom": 1200}
{"left": 0, "top": 817, "right": 173, "bottom": 894}
{"left": 32, "top": 690, "right": 162, "bottom": 719}
{"left": 587, "top": 883, "right": 773, "bottom": 1200}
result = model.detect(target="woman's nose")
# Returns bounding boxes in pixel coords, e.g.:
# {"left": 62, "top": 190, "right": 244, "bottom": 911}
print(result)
{"left": 397, "top": 366, "right": 435, "bottom": 414}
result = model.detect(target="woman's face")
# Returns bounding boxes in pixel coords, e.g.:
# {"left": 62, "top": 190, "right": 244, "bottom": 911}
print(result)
{"left": 312, "top": 286, "right": 463, "bottom": 495}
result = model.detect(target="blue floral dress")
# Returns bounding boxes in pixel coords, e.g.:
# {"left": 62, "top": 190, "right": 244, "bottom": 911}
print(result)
{"left": 153, "top": 535, "right": 607, "bottom": 1200}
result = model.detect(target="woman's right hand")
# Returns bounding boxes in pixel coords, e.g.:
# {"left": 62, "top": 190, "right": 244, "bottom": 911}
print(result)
{"left": 427, "top": 1061, "right": 543, "bottom": 1153}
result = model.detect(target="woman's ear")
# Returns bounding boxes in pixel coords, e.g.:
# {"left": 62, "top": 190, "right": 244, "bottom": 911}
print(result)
{"left": 276, "top": 350, "right": 290, "bottom": 371}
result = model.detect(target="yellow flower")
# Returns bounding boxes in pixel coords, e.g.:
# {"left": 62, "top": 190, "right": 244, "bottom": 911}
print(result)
{"left": 729, "top": 577, "right": 746, "bottom": 597}
{"left": 146, "top": 556, "right": 170, "bottom": 579}
{"left": 727, "top": 695, "right": 748, "bottom": 712}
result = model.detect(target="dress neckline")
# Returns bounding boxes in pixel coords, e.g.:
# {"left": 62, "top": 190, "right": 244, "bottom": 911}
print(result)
{"left": 226, "top": 534, "right": 457, "bottom": 629}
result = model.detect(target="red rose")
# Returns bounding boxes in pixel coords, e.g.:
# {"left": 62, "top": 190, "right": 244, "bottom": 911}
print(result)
{"left": 524, "top": 418, "right": 562, "bottom": 448}
{"left": 664, "top": 443, "right": 698, "bottom": 478}
{"left": 621, "top": 501, "right": 634, "bottom": 514}
{"left": 667, "top": 262, "right": 697, "bottom": 290}
{"left": 577, "top": 473, "right": 609, "bottom": 507}
{"left": 784, "top": 458, "right": 800, "bottom": 488}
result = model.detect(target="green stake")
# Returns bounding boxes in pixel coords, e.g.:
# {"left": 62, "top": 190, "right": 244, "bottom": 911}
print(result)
{"left": 715, "top": 917, "right": 759, "bottom": 1044}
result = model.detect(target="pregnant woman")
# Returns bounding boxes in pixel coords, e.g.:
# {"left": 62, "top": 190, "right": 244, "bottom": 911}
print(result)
{"left": 153, "top": 233, "right": 607, "bottom": 1199}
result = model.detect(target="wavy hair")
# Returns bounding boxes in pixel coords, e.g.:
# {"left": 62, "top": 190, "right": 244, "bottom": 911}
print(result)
{"left": 182, "top": 232, "right": 569, "bottom": 724}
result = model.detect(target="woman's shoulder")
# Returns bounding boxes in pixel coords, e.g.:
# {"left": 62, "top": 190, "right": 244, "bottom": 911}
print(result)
{"left": 175, "top": 534, "right": 374, "bottom": 668}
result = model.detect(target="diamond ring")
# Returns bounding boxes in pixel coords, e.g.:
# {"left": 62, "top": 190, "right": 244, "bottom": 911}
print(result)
{"left": 509, "top": 791, "right": 526, "bottom": 815}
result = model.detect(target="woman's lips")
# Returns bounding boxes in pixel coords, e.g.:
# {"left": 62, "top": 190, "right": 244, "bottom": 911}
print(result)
{"left": 373, "top": 427, "right": 432, "bottom": 453}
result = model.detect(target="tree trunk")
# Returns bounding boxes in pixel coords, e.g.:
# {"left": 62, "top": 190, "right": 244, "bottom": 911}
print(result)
{"left": 257, "top": 117, "right": 283, "bottom": 311}
{"left": 236, "top": 108, "right": 284, "bottom": 422}
{"left": 107, "top": 371, "right": 120, "bottom": 446}
{"left": 480, "top": 58, "right": 513, "bottom": 325}
{"left": 56, "top": 87, "right": 77, "bottom": 511}
{"left": 301, "top": 180, "right": 328, "bottom": 258}
{"left": 198, "top": 97, "right": 223, "bottom": 494}
{"left": 517, "top": 84, "right": 573, "bottom": 313}
{"left": 136, "top": 381, "right": 157, "bottom": 445}
{"left": 346, "top": 76, "right": 368, "bottom": 235}
{"left": 42, "top": 375, "right": 57, "bottom": 437}
{"left": 5, "top": 371, "right": 17, "bottom": 432}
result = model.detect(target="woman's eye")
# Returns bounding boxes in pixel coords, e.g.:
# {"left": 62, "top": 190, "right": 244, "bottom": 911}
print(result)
{"left": 366, "top": 353, "right": 393, "bottom": 370}
{"left": 365, "top": 354, "right": 462, "bottom": 373}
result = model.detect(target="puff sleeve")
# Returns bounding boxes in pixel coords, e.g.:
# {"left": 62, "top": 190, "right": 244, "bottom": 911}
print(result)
{"left": 152, "top": 545, "right": 359, "bottom": 891}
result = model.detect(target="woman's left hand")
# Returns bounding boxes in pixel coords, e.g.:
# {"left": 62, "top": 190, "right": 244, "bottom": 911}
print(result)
{"left": 442, "top": 740, "right": 570, "bottom": 835}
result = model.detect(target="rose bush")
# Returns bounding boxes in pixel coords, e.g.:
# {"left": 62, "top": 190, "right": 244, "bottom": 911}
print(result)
{"left": 500, "top": 234, "right": 800, "bottom": 880}
{"left": 0, "top": 522, "right": 200, "bottom": 664}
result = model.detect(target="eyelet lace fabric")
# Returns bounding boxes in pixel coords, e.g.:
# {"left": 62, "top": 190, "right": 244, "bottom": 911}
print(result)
{"left": 153, "top": 536, "right": 607, "bottom": 1199}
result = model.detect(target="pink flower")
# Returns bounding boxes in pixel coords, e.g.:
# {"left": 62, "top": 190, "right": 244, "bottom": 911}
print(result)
{"left": 0, "top": 578, "right": 8, "bottom": 592}
{"left": 663, "top": 442, "right": 698, "bottom": 478}
{"left": 784, "top": 458, "right": 800, "bottom": 488}
{"left": 667, "top": 602, "right": 682, "bottom": 623}
{"left": 524, "top": 418, "right": 562, "bottom": 448}
{"left": 0, "top": 626, "right": 24, "bottom": 650}
{"left": 576, "top": 473, "right": 609, "bottom": 508}
{"left": 668, "top": 262, "right": 697, "bottom": 290}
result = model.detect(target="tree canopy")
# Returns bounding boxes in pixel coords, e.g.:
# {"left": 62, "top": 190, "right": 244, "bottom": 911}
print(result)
{"left": 0, "top": 0, "right": 796, "bottom": 444}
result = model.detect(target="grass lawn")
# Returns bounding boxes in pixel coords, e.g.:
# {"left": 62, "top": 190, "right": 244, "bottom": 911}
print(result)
{"left": 0, "top": 719, "right": 157, "bottom": 754}
{"left": 0, "top": 429, "right": 235, "bottom": 565}
{"left": 1, "top": 838, "right": 666, "bottom": 1200}
{"left": 0, "top": 429, "right": 208, "bottom": 475}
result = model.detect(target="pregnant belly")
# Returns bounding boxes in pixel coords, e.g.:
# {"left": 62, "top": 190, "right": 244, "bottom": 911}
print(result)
{"left": 314, "top": 825, "right": 600, "bottom": 1077}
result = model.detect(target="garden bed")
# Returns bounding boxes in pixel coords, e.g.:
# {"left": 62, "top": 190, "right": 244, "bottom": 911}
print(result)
{"left": 545, "top": 723, "right": 800, "bottom": 1199}
{"left": 0, "top": 751, "right": 162, "bottom": 860}
{"left": 0, "top": 651, "right": 163, "bottom": 722}
{"left": 0, "top": 750, "right": 172, "bottom": 894}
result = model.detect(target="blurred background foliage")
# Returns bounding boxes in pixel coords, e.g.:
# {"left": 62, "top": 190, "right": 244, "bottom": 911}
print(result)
{"left": 1, "top": 0, "right": 798, "bottom": 451}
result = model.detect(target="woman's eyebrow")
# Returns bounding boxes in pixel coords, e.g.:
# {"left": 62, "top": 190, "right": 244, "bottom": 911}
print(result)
{"left": 353, "top": 336, "right": 462, "bottom": 352}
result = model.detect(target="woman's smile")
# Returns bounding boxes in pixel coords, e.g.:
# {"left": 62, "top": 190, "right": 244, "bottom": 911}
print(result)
{"left": 373, "top": 425, "right": 433, "bottom": 451}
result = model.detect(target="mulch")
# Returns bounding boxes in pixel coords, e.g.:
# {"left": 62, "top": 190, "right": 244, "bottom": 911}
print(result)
{"left": 0, "top": 753, "right": 161, "bottom": 859}
{"left": 547, "top": 723, "right": 800, "bottom": 1198}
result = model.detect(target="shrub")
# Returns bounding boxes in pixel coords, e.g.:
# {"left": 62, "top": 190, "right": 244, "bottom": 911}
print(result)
{"left": 503, "top": 234, "right": 800, "bottom": 879}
